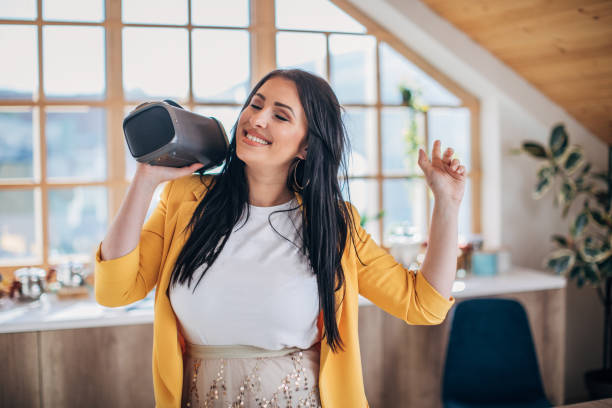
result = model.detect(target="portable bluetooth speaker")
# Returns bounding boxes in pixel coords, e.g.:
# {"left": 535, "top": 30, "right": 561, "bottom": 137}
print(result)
{"left": 123, "top": 99, "right": 229, "bottom": 171}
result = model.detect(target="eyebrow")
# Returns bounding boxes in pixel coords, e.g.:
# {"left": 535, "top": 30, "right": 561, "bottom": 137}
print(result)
{"left": 254, "top": 93, "right": 295, "bottom": 118}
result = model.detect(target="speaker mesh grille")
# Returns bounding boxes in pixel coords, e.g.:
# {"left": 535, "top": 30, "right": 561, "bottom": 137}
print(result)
{"left": 124, "top": 106, "right": 175, "bottom": 157}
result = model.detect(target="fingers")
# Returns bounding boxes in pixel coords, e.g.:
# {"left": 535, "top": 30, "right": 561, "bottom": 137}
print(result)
{"left": 450, "top": 158, "right": 460, "bottom": 171}
{"left": 423, "top": 141, "right": 466, "bottom": 176}
{"left": 187, "top": 162, "right": 204, "bottom": 173}
{"left": 432, "top": 140, "right": 442, "bottom": 161}
{"left": 418, "top": 147, "right": 430, "bottom": 174}
{"left": 442, "top": 147, "right": 453, "bottom": 165}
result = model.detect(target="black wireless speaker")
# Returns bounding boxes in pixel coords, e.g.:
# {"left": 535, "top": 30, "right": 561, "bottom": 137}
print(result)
{"left": 123, "top": 99, "right": 229, "bottom": 170}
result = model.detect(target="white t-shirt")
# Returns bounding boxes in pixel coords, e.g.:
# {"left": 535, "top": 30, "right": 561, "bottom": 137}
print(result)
{"left": 169, "top": 198, "right": 321, "bottom": 351}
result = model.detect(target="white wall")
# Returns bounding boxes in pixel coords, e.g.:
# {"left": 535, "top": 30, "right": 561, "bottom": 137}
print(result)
{"left": 346, "top": 0, "right": 608, "bottom": 402}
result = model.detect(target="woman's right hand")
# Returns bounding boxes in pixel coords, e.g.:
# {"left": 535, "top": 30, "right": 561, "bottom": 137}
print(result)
{"left": 134, "top": 161, "right": 205, "bottom": 189}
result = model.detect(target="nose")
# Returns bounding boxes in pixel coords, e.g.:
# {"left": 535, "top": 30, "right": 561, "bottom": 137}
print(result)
{"left": 250, "top": 108, "right": 268, "bottom": 128}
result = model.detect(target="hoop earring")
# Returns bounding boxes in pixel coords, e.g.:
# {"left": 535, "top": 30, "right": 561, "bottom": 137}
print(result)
{"left": 293, "top": 158, "right": 310, "bottom": 190}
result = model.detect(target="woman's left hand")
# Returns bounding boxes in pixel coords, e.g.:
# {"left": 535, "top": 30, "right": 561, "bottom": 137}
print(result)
{"left": 417, "top": 140, "right": 466, "bottom": 206}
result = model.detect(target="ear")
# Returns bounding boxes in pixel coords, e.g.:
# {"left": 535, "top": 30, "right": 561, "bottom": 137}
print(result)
{"left": 297, "top": 142, "right": 308, "bottom": 160}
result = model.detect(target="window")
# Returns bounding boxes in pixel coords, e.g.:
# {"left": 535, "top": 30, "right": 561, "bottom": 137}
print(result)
{"left": 275, "top": 0, "right": 478, "bottom": 246}
{"left": 0, "top": 0, "right": 479, "bottom": 274}
{"left": 0, "top": 0, "right": 250, "bottom": 270}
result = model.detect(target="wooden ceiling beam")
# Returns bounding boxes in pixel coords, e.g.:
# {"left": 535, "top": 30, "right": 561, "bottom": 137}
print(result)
{"left": 421, "top": 0, "right": 612, "bottom": 143}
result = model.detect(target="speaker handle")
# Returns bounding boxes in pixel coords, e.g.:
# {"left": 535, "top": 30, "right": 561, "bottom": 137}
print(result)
{"left": 163, "top": 99, "right": 184, "bottom": 109}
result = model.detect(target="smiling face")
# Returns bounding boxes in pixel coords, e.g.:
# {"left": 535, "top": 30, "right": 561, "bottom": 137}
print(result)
{"left": 235, "top": 76, "right": 308, "bottom": 174}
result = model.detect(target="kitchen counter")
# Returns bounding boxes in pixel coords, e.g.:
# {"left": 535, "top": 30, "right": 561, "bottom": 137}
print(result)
{"left": 0, "top": 265, "right": 567, "bottom": 408}
{"left": 0, "top": 265, "right": 565, "bottom": 334}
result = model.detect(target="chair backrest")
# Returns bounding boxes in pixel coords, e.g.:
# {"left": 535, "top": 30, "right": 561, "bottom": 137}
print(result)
{"left": 442, "top": 298, "right": 548, "bottom": 404}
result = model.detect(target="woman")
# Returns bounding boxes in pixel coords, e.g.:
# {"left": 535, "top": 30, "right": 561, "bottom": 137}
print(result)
{"left": 95, "top": 69, "right": 465, "bottom": 407}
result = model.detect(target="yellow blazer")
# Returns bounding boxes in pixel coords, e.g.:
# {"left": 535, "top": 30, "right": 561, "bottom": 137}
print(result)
{"left": 94, "top": 174, "right": 456, "bottom": 407}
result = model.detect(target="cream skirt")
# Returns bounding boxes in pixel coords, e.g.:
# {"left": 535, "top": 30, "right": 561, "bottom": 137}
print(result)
{"left": 181, "top": 341, "right": 322, "bottom": 408}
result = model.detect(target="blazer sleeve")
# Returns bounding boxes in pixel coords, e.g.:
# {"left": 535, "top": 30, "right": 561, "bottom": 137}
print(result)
{"left": 94, "top": 179, "right": 174, "bottom": 307}
{"left": 348, "top": 202, "right": 456, "bottom": 325}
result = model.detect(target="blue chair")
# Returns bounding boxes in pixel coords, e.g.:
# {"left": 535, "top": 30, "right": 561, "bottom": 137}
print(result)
{"left": 442, "top": 298, "right": 552, "bottom": 408}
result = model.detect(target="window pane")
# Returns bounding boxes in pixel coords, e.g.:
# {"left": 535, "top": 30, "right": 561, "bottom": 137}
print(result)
{"left": 380, "top": 42, "right": 460, "bottom": 106}
{"left": 330, "top": 34, "right": 376, "bottom": 104}
{"left": 123, "top": 27, "right": 189, "bottom": 101}
{"left": 146, "top": 182, "right": 166, "bottom": 222}
{"left": 46, "top": 107, "right": 106, "bottom": 181}
{"left": 194, "top": 106, "right": 241, "bottom": 138}
{"left": 192, "top": 29, "right": 249, "bottom": 103}
{"left": 428, "top": 107, "right": 471, "bottom": 172}
{"left": 0, "top": 189, "right": 41, "bottom": 264}
{"left": 0, "top": 0, "right": 36, "bottom": 20}
{"left": 43, "top": 0, "right": 104, "bottom": 22}
{"left": 0, "top": 109, "right": 35, "bottom": 180}
{"left": 383, "top": 178, "right": 427, "bottom": 246}
{"left": 48, "top": 186, "right": 107, "bottom": 261}
{"left": 192, "top": 0, "right": 249, "bottom": 27}
{"left": 275, "top": 0, "right": 366, "bottom": 33}
{"left": 342, "top": 178, "right": 380, "bottom": 244}
{"left": 0, "top": 25, "right": 38, "bottom": 100}
{"left": 122, "top": 0, "right": 187, "bottom": 25}
{"left": 43, "top": 26, "right": 106, "bottom": 100}
{"left": 276, "top": 32, "right": 326, "bottom": 78}
{"left": 343, "top": 107, "right": 376, "bottom": 176}
{"left": 382, "top": 107, "right": 425, "bottom": 175}
{"left": 125, "top": 145, "right": 136, "bottom": 180}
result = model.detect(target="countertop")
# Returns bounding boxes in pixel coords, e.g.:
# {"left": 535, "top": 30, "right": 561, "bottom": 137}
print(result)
{"left": 0, "top": 265, "right": 566, "bottom": 334}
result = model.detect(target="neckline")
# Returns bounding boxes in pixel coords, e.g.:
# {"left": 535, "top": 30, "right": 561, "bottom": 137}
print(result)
{"left": 248, "top": 197, "right": 297, "bottom": 212}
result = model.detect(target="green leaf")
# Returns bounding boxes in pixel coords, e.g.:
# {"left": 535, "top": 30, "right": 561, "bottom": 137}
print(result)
{"left": 537, "top": 164, "right": 554, "bottom": 179}
{"left": 579, "top": 239, "right": 612, "bottom": 263}
{"left": 551, "top": 235, "right": 569, "bottom": 247}
{"left": 544, "top": 249, "right": 576, "bottom": 275}
{"left": 584, "top": 263, "right": 600, "bottom": 285}
{"left": 562, "top": 146, "right": 585, "bottom": 175}
{"left": 533, "top": 172, "right": 553, "bottom": 199}
{"left": 400, "top": 88, "right": 413, "bottom": 106}
{"left": 581, "top": 162, "right": 592, "bottom": 176}
{"left": 598, "top": 256, "right": 612, "bottom": 277}
{"left": 572, "top": 211, "right": 589, "bottom": 237}
{"left": 589, "top": 208, "right": 610, "bottom": 228}
{"left": 523, "top": 142, "right": 548, "bottom": 159}
{"left": 559, "top": 178, "right": 576, "bottom": 207}
{"left": 569, "top": 265, "right": 582, "bottom": 279}
{"left": 594, "top": 190, "right": 610, "bottom": 209}
{"left": 550, "top": 124, "right": 569, "bottom": 159}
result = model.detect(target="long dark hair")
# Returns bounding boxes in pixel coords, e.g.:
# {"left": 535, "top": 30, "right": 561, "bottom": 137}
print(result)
{"left": 168, "top": 69, "right": 363, "bottom": 353}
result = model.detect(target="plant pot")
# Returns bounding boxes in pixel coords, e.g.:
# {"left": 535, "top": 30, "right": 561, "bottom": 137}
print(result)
{"left": 585, "top": 369, "right": 612, "bottom": 399}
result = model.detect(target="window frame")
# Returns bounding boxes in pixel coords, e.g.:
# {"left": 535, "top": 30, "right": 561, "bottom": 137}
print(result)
{"left": 0, "top": 0, "right": 480, "bottom": 275}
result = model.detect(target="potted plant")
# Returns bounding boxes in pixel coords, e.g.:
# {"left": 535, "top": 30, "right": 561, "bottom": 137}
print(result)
{"left": 399, "top": 85, "right": 428, "bottom": 173}
{"left": 511, "top": 124, "right": 612, "bottom": 398}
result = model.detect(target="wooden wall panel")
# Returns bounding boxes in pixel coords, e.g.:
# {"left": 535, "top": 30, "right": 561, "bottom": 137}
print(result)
{"left": 39, "top": 324, "right": 154, "bottom": 408}
{"left": 0, "top": 331, "right": 40, "bottom": 408}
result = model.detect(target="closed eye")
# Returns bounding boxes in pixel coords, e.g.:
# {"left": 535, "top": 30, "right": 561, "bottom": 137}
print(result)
{"left": 250, "top": 104, "right": 262, "bottom": 110}
{"left": 276, "top": 114, "right": 289, "bottom": 122}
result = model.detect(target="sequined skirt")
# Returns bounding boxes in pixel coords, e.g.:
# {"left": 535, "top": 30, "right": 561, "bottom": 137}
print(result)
{"left": 181, "top": 341, "right": 322, "bottom": 408}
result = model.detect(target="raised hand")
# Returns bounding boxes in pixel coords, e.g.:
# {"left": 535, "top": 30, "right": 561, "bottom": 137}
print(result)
{"left": 417, "top": 140, "right": 466, "bottom": 205}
